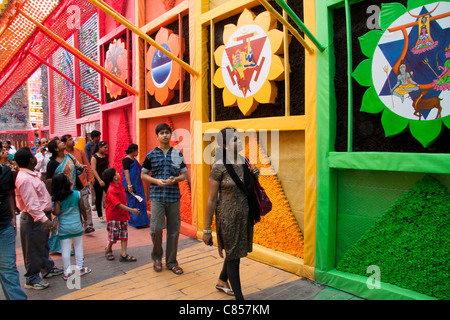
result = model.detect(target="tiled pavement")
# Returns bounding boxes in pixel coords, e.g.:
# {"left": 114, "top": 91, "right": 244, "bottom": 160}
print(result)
{"left": 3, "top": 213, "right": 361, "bottom": 301}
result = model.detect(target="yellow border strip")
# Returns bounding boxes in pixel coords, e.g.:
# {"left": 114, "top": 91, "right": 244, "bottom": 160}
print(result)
{"left": 138, "top": 102, "right": 191, "bottom": 119}
{"left": 303, "top": 0, "right": 317, "bottom": 271}
{"left": 201, "top": 115, "right": 306, "bottom": 133}
{"left": 200, "top": 0, "right": 259, "bottom": 25}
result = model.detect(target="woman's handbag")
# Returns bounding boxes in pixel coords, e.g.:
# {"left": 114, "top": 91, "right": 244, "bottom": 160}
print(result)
{"left": 245, "top": 158, "right": 272, "bottom": 216}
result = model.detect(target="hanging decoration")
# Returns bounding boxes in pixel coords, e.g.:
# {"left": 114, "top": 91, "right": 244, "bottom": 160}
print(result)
{"left": 146, "top": 27, "right": 185, "bottom": 106}
{"left": 55, "top": 50, "right": 74, "bottom": 116}
{"left": 213, "top": 9, "right": 286, "bottom": 116}
{"left": 112, "top": 109, "right": 131, "bottom": 181}
{"left": 353, "top": 1, "right": 450, "bottom": 148}
{"left": 105, "top": 38, "right": 128, "bottom": 99}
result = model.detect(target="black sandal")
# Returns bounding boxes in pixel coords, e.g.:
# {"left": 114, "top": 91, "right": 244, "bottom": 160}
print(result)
{"left": 120, "top": 254, "right": 137, "bottom": 262}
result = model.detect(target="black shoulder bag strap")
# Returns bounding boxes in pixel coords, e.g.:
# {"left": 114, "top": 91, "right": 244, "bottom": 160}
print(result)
{"left": 224, "top": 162, "right": 249, "bottom": 196}
{"left": 224, "top": 160, "right": 260, "bottom": 225}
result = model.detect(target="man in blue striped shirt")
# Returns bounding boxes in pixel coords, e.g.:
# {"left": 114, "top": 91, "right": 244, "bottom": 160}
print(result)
{"left": 141, "top": 123, "right": 187, "bottom": 275}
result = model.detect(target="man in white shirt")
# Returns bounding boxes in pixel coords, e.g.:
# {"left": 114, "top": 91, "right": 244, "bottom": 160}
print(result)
{"left": 35, "top": 138, "right": 51, "bottom": 183}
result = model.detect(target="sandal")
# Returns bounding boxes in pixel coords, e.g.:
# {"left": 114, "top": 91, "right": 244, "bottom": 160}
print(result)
{"left": 169, "top": 265, "right": 184, "bottom": 275}
{"left": 153, "top": 260, "right": 162, "bottom": 272}
{"left": 62, "top": 267, "right": 92, "bottom": 280}
{"left": 79, "top": 267, "right": 92, "bottom": 277}
{"left": 105, "top": 250, "right": 114, "bottom": 260}
{"left": 119, "top": 254, "right": 137, "bottom": 262}
{"left": 215, "top": 284, "right": 235, "bottom": 296}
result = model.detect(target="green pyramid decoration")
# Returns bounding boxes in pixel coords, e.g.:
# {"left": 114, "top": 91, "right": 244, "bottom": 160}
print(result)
{"left": 336, "top": 175, "right": 450, "bottom": 300}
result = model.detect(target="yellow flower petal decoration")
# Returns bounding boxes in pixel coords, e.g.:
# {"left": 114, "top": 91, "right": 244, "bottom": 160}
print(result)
{"left": 254, "top": 80, "right": 277, "bottom": 104}
{"left": 214, "top": 8, "right": 287, "bottom": 116}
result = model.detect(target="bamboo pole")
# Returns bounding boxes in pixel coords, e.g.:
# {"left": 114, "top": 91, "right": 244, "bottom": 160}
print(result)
{"left": 29, "top": 51, "right": 102, "bottom": 104}
{"left": 283, "top": 8, "right": 290, "bottom": 116}
{"left": 87, "top": 0, "right": 200, "bottom": 77}
{"left": 275, "top": 0, "right": 325, "bottom": 52}
{"left": 344, "top": 0, "right": 353, "bottom": 152}
{"left": 256, "top": 0, "right": 314, "bottom": 54}
{"left": 210, "top": 19, "right": 215, "bottom": 122}
{"left": 18, "top": 8, "right": 138, "bottom": 96}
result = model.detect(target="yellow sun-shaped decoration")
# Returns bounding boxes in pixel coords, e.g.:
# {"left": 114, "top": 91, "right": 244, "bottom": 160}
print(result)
{"left": 213, "top": 9, "right": 287, "bottom": 116}
{"left": 146, "top": 27, "right": 185, "bottom": 106}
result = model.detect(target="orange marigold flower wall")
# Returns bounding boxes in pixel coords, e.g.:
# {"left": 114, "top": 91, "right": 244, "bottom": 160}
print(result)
{"left": 246, "top": 136, "right": 305, "bottom": 259}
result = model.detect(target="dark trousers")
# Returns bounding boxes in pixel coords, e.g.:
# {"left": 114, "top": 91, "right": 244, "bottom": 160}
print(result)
{"left": 150, "top": 201, "right": 181, "bottom": 269}
{"left": 93, "top": 180, "right": 108, "bottom": 218}
{"left": 219, "top": 258, "right": 244, "bottom": 300}
{"left": 20, "top": 214, "right": 55, "bottom": 285}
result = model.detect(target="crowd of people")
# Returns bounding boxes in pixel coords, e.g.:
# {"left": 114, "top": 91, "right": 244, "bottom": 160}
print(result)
{"left": 0, "top": 125, "right": 260, "bottom": 301}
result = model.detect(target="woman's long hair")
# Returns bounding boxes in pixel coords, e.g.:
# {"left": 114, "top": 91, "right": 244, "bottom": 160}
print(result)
{"left": 125, "top": 143, "right": 138, "bottom": 155}
{"left": 51, "top": 173, "right": 73, "bottom": 202}
{"left": 92, "top": 141, "right": 108, "bottom": 155}
{"left": 215, "top": 127, "right": 238, "bottom": 164}
{"left": 47, "top": 139, "right": 59, "bottom": 160}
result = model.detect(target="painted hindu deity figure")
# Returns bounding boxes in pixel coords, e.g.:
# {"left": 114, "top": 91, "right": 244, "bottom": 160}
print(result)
{"left": 433, "top": 44, "right": 450, "bottom": 91}
{"left": 391, "top": 62, "right": 420, "bottom": 103}
{"left": 411, "top": 15, "right": 439, "bottom": 54}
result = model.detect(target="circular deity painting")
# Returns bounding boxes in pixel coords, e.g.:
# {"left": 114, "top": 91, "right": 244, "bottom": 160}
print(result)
{"left": 221, "top": 24, "right": 272, "bottom": 99}
{"left": 213, "top": 9, "right": 286, "bottom": 116}
{"left": 354, "top": 1, "right": 450, "bottom": 147}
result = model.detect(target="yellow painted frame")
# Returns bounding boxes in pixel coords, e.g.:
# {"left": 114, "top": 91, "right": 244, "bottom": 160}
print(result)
{"left": 195, "top": 0, "right": 317, "bottom": 280}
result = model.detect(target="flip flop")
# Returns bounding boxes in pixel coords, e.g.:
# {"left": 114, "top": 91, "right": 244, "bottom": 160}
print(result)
{"left": 215, "top": 284, "right": 235, "bottom": 296}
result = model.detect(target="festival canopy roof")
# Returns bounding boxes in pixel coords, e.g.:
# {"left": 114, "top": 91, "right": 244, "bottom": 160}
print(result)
{"left": 0, "top": 0, "right": 96, "bottom": 108}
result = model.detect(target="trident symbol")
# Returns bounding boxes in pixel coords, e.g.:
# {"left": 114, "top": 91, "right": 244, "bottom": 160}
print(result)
{"left": 422, "top": 57, "right": 439, "bottom": 78}
{"left": 383, "top": 65, "right": 395, "bottom": 108}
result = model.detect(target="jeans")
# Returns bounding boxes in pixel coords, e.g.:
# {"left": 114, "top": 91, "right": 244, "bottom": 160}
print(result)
{"left": 0, "top": 222, "right": 27, "bottom": 300}
{"left": 150, "top": 201, "right": 181, "bottom": 269}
